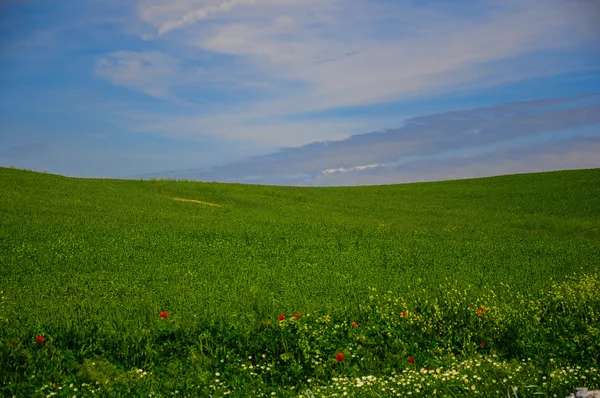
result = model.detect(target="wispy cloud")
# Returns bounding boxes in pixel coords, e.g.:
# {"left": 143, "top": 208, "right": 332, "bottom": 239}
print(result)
{"left": 89, "top": 0, "right": 600, "bottom": 149}
{"left": 155, "top": 0, "right": 256, "bottom": 36}
{"left": 94, "top": 51, "right": 180, "bottom": 100}
{"left": 192, "top": 1, "right": 582, "bottom": 110}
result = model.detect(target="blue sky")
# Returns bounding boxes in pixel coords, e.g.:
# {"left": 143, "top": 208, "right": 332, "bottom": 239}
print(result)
{"left": 0, "top": 0, "right": 599, "bottom": 185}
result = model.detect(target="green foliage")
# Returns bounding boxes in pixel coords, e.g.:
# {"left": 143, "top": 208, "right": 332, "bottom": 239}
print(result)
{"left": 1, "top": 167, "right": 599, "bottom": 396}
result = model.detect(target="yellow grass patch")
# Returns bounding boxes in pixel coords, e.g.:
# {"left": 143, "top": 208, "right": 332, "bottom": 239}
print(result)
{"left": 172, "top": 197, "right": 224, "bottom": 207}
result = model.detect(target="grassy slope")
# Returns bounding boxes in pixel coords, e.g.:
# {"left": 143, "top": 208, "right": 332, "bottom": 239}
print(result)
{"left": 1, "top": 167, "right": 599, "bottom": 329}
{"left": 1, "top": 167, "right": 600, "bottom": 396}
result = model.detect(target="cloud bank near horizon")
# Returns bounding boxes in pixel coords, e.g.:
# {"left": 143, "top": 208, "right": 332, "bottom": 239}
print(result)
{"left": 136, "top": 94, "right": 600, "bottom": 186}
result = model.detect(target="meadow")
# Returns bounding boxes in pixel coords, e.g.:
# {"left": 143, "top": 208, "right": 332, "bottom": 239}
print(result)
{"left": 0, "top": 166, "right": 599, "bottom": 397}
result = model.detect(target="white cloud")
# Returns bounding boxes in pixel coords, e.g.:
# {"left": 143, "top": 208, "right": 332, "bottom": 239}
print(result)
{"left": 92, "top": 0, "right": 600, "bottom": 148}
{"left": 137, "top": 0, "right": 318, "bottom": 38}
{"left": 94, "top": 51, "right": 180, "bottom": 99}
{"left": 157, "top": 0, "right": 256, "bottom": 36}
{"left": 323, "top": 163, "right": 384, "bottom": 175}
{"left": 192, "top": 0, "right": 591, "bottom": 111}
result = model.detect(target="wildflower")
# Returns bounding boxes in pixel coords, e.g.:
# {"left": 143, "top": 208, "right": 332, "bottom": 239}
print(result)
{"left": 36, "top": 336, "right": 44, "bottom": 343}
{"left": 337, "top": 353, "right": 344, "bottom": 362}
{"left": 159, "top": 311, "right": 168, "bottom": 318}
{"left": 401, "top": 311, "right": 407, "bottom": 317}
{"left": 352, "top": 322, "right": 358, "bottom": 328}
{"left": 479, "top": 343, "right": 484, "bottom": 348}
{"left": 278, "top": 314, "right": 285, "bottom": 321}
{"left": 294, "top": 313, "right": 301, "bottom": 319}
{"left": 408, "top": 357, "right": 415, "bottom": 363}
{"left": 476, "top": 307, "right": 485, "bottom": 317}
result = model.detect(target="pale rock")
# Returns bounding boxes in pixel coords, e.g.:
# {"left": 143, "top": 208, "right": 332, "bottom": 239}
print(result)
{"left": 566, "top": 388, "right": 600, "bottom": 398}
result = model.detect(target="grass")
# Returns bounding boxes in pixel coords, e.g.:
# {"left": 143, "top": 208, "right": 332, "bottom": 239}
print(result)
{"left": 0, "top": 166, "right": 599, "bottom": 397}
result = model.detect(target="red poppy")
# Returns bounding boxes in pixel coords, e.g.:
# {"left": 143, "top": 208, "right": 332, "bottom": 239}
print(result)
{"left": 479, "top": 343, "right": 484, "bottom": 348}
{"left": 408, "top": 357, "right": 415, "bottom": 363}
{"left": 52, "top": 383, "right": 57, "bottom": 388}
{"left": 476, "top": 307, "right": 485, "bottom": 317}
{"left": 278, "top": 314, "right": 285, "bottom": 321}
{"left": 160, "top": 311, "right": 168, "bottom": 318}
{"left": 401, "top": 311, "right": 407, "bottom": 317}
{"left": 336, "top": 353, "right": 344, "bottom": 362}
{"left": 352, "top": 322, "right": 358, "bottom": 328}
{"left": 35, "top": 336, "right": 44, "bottom": 343}
{"left": 294, "top": 313, "right": 301, "bottom": 319}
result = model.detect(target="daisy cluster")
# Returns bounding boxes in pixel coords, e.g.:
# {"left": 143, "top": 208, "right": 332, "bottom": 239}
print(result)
{"left": 306, "top": 358, "right": 600, "bottom": 397}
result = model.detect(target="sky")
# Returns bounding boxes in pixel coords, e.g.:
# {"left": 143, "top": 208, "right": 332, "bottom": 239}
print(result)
{"left": 0, "top": 0, "right": 599, "bottom": 185}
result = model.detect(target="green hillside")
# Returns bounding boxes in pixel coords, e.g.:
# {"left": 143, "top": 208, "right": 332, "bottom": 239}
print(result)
{"left": 1, "top": 167, "right": 599, "bottom": 397}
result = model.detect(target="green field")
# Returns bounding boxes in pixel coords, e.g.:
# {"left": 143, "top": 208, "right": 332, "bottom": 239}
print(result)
{"left": 1, "top": 166, "right": 599, "bottom": 397}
